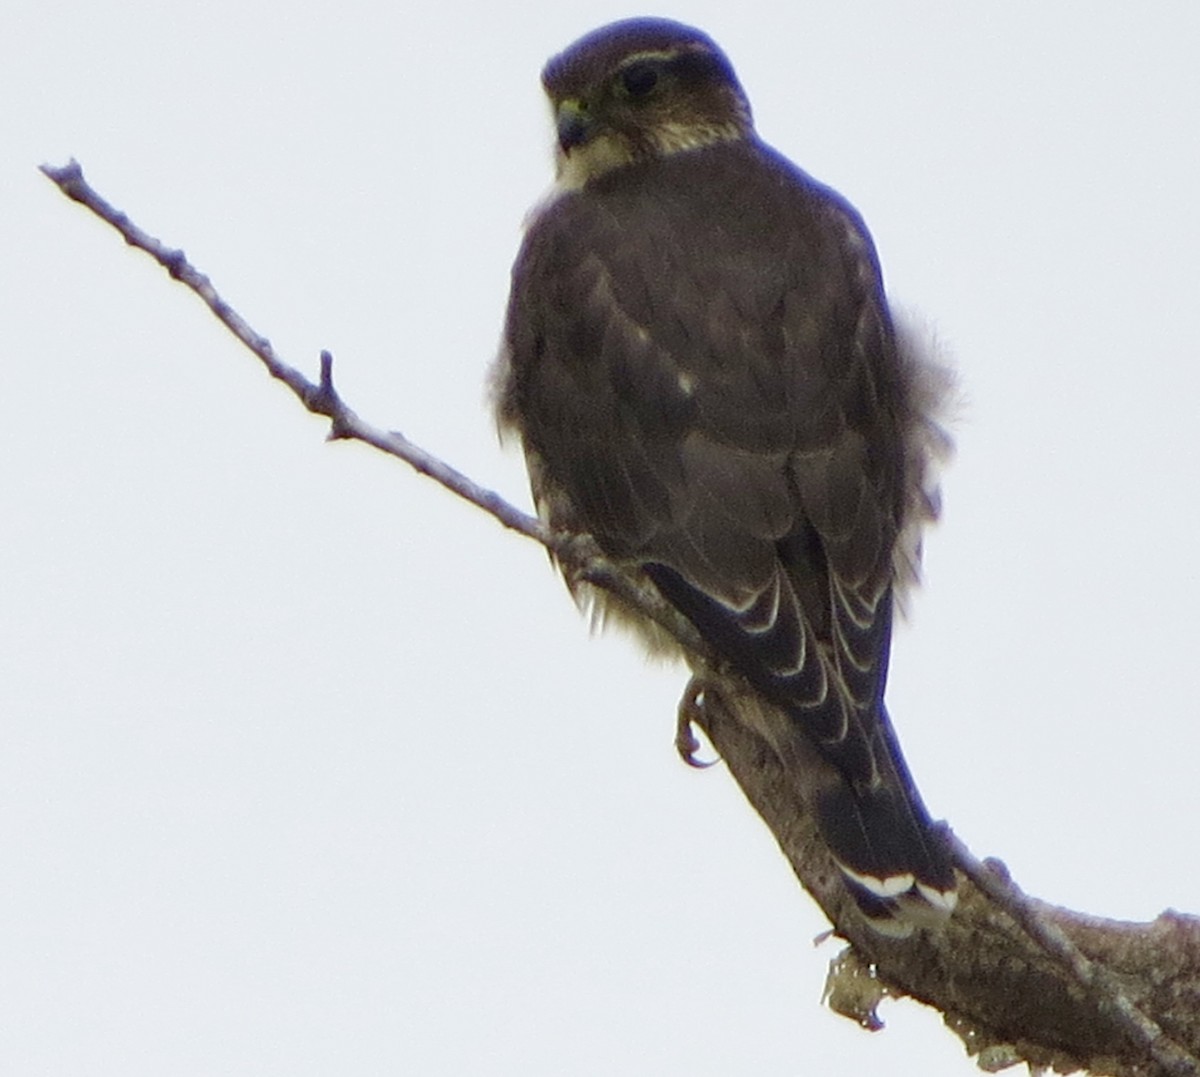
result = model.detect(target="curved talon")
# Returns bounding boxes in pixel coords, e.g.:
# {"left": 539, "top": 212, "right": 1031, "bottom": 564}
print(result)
{"left": 675, "top": 679, "right": 719, "bottom": 768}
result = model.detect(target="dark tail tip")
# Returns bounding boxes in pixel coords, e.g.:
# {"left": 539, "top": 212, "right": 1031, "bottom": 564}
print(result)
{"left": 815, "top": 782, "right": 957, "bottom": 936}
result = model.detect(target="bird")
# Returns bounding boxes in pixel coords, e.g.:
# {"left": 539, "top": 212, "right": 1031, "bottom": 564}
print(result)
{"left": 492, "top": 17, "right": 956, "bottom": 935}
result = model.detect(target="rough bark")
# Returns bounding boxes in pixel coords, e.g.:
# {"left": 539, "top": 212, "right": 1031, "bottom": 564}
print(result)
{"left": 699, "top": 687, "right": 1200, "bottom": 1076}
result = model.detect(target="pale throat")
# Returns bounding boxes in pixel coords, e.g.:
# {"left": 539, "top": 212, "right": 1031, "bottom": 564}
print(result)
{"left": 553, "top": 120, "right": 746, "bottom": 190}
{"left": 554, "top": 133, "right": 636, "bottom": 190}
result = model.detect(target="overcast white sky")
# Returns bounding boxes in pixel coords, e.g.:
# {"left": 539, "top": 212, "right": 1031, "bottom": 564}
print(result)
{"left": 4, "top": 2, "right": 1199, "bottom": 1074}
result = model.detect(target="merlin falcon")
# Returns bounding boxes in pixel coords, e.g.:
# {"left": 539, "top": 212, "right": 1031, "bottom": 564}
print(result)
{"left": 494, "top": 17, "right": 956, "bottom": 933}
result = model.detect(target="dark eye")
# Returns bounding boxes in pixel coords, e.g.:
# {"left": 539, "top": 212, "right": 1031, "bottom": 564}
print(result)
{"left": 620, "top": 61, "right": 660, "bottom": 98}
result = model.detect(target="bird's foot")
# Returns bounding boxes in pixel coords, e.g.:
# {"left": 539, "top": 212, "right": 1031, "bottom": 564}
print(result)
{"left": 675, "top": 677, "right": 719, "bottom": 768}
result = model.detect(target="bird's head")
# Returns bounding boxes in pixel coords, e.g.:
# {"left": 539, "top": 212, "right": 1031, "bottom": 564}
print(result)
{"left": 541, "top": 18, "right": 754, "bottom": 189}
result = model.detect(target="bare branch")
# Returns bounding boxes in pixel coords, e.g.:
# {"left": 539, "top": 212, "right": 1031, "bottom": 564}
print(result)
{"left": 39, "top": 162, "right": 544, "bottom": 539}
{"left": 39, "top": 159, "right": 709, "bottom": 659}
{"left": 42, "top": 159, "right": 1200, "bottom": 1077}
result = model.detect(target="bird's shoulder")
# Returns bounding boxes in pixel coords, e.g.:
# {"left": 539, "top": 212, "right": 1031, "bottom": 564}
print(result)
{"left": 525, "top": 137, "right": 873, "bottom": 276}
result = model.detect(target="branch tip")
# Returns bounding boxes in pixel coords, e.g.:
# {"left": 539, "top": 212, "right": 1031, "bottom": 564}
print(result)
{"left": 40, "top": 158, "right": 85, "bottom": 198}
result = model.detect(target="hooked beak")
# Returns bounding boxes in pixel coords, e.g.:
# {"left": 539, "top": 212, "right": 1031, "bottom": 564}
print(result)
{"left": 555, "top": 99, "right": 595, "bottom": 152}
